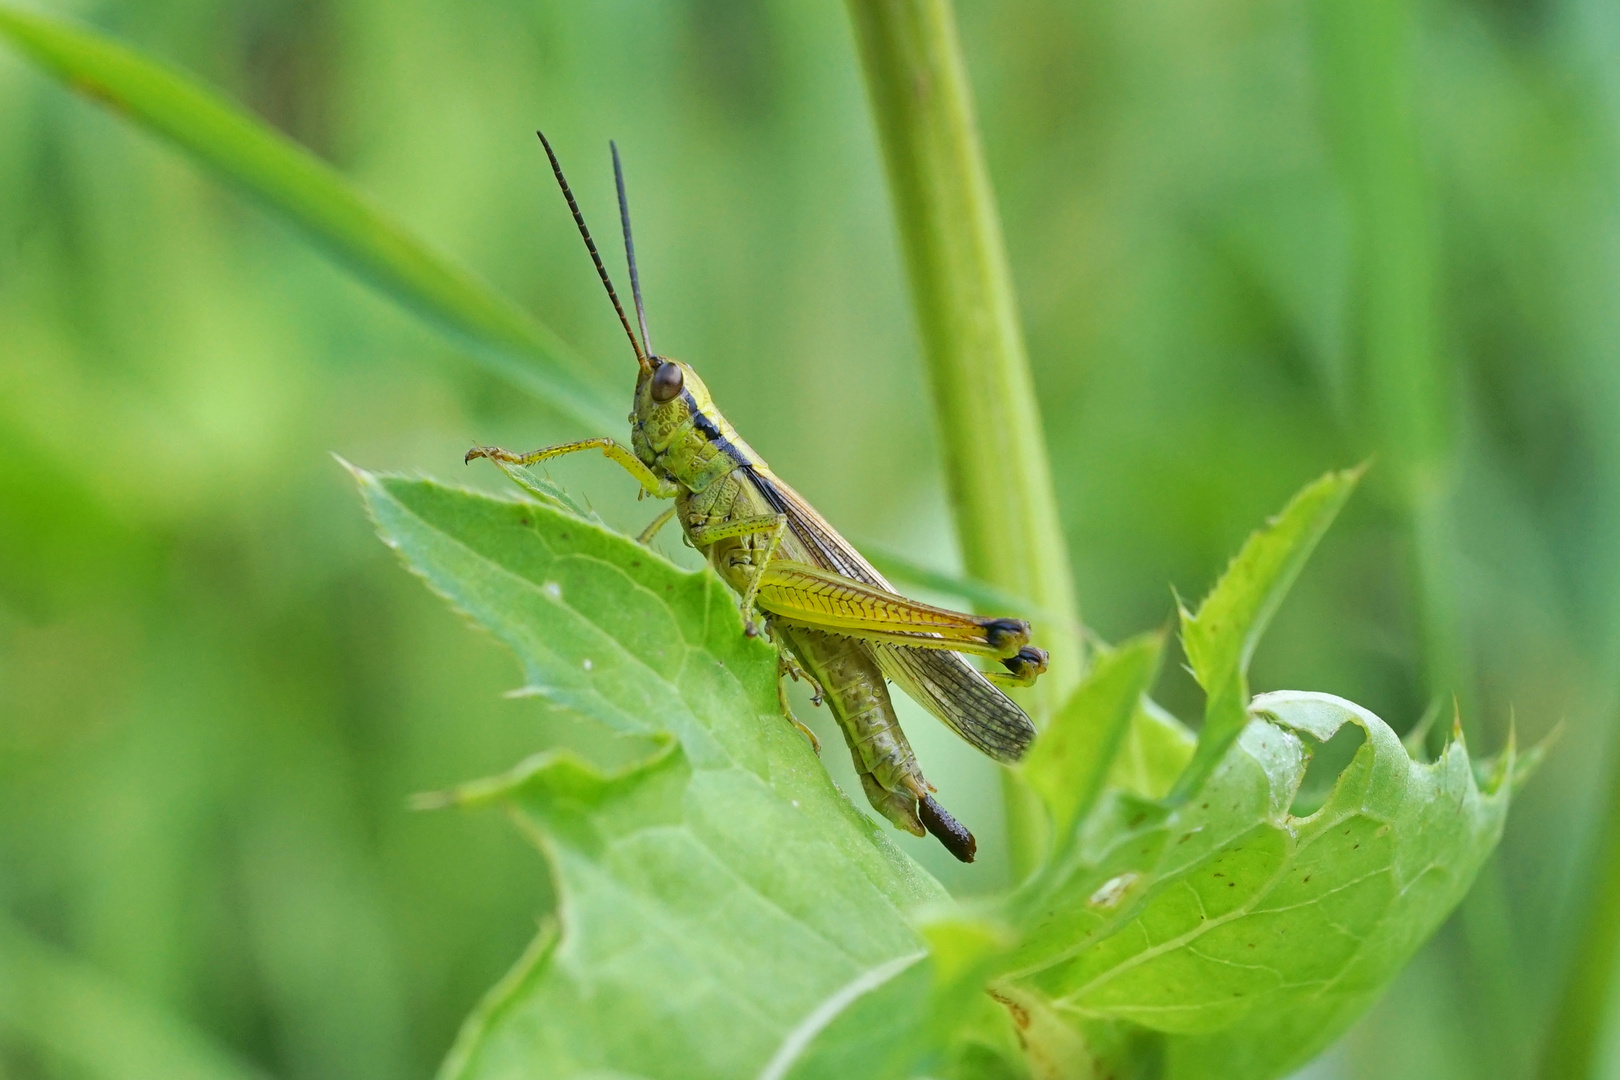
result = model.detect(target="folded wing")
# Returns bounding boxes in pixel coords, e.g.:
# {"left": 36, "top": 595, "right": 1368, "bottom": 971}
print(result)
{"left": 746, "top": 467, "right": 1039, "bottom": 763}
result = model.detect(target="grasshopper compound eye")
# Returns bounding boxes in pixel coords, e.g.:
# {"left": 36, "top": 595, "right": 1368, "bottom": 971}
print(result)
{"left": 650, "top": 360, "right": 684, "bottom": 402}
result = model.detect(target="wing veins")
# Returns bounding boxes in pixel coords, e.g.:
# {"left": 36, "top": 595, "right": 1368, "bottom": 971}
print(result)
{"left": 746, "top": 469, "right": 1037, "bottom": 762}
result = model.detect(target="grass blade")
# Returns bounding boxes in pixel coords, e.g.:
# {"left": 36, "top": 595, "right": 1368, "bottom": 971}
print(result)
{"left": 0, "top": 5, "right": 620, "bottom": 434}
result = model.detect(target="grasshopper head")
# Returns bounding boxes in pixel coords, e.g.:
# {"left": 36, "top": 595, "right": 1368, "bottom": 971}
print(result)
{"left": 633, "top": 357, "right": 713, "bottom": 455}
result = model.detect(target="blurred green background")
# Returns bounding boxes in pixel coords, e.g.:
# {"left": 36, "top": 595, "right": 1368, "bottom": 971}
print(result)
{"left": 0, "top": 0, "right": 1614, "bottom": 1077}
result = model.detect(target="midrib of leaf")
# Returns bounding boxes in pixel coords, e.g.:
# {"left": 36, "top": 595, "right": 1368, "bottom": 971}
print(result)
{"left": 754, "top": 951, "right": 929, "bottom": 1080}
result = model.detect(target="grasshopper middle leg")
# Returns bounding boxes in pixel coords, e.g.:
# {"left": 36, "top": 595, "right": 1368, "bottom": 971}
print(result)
{"left": 688, "top": 512, "right": 788, "bottom": 636}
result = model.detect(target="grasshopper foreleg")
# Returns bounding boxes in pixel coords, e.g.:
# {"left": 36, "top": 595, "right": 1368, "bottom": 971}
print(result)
{"left": 465, "top": 438, "right": 678, "bottom": 499}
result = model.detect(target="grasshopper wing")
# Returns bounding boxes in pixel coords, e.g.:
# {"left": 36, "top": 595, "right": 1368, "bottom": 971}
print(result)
{"left": 745, "top": 468, "right": 1038, "bottom": 763}
{"left": 874, "top": 646, "right": 1035, "bottom": 763}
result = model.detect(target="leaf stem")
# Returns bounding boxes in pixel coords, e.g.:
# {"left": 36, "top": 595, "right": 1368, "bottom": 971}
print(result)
{"left": 844, "top": 0, "right": 1082, "bottom": 880}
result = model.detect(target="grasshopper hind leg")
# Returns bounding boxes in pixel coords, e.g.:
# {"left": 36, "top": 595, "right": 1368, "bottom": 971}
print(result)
{"left": 860, "top": 774, "right": 925, "bottom": 838}
{"left": 985, "top": 645, "right": 1050, "bottom": 689}
{"left": 917, "top": 792, "right": 977, "bottom": 863}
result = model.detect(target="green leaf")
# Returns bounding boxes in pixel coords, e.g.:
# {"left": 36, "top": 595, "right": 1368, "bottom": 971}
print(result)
{"left": 355, "top": 464, "right": 1514, "bottom": 1080}
{"left": 997, "top": 689, "right": 1516, "bottom": 1080}
{"left": 1108, "top": 697, "right": 1197, "bottom": 802}
{"left": 0, "top": 5, "right": 620, "bottom": 435}
{"left": 1172, "top": 468, "right": 1363, "bottom": 800}
{"left": 1024, "top": 633, "right": 1164, "bottom": 855}
{"left": 352, "top": 468, "right": 989, "bottom": 1080}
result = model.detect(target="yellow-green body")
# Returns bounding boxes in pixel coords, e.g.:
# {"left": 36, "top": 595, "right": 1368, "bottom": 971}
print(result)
{"left": 634, "top": 363, "right": 931, "bottom": 834}
{"left": 470, "top": 354, "right": 1045, "bottom": 860}
{"left": 468, "top": 133, "right": 1043, "bottom": 859}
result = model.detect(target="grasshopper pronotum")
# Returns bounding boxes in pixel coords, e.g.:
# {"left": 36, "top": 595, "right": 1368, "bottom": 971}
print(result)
{"left": 466, "top": 133, "right": 1048, "bottom": 862}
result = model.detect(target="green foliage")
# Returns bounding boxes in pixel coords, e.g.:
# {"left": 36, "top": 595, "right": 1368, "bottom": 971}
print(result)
{"left": 1023, "top": 633, "right": 1164, "bottom": 851}
{"left": 1, "top": 0, "right": 1601, "bottom": 1078}
{"left": 358, "top": 466, "right": 1515, "bottom": 1079}
{"left": 1001, "top": 691, "right": 1512, "bottom": 1078}
{"left": 355, "top": 466, "right": 968, "bottom": 1079}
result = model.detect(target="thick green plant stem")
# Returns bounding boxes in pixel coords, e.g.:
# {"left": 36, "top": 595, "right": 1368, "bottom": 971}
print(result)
{"left": 845, "top": 0, "right": 1082, "bottom": 882}
{"left": 1538, "top": 728, "right": 1620, "bottom": 1080}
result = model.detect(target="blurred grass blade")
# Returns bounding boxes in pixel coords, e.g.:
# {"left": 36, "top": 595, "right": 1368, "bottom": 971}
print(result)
{"left": 1538, "top": 721, "right": 1620, "bottom": 1080}
{"left": 0, "top": 913, "right": 271, "bottom": 1080}
{"left": 0, "top": 5, "right": 620, "bottom": 434}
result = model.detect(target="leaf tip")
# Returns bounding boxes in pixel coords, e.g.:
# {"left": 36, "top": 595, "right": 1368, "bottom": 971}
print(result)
{"left": 1507, "top": 717, "right": 1560, "bottom": 792}
{"left": 332, "top": 452, "right": 374, "bottom": 486}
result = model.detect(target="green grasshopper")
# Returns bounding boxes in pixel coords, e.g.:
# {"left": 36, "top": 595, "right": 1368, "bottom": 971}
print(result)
{"left": 466, "top": 134, "right": 1048, "bottom": 862}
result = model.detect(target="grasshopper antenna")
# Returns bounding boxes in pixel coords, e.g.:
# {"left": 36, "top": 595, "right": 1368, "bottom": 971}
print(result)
{"left": 535, "top": 130, "right": 650, "bottom": 373}
{"left": 610, "top": 140, "right": 653, "bottom": 361}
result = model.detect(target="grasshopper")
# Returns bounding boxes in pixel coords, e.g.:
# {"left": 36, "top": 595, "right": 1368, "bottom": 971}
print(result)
{"left": 466, "top": 134, "right": 1048, "bottom": 862}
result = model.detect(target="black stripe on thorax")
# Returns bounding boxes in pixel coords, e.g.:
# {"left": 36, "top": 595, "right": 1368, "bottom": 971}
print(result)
{"left": 682, "top": 390, "right": 750, "bottom": 467}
